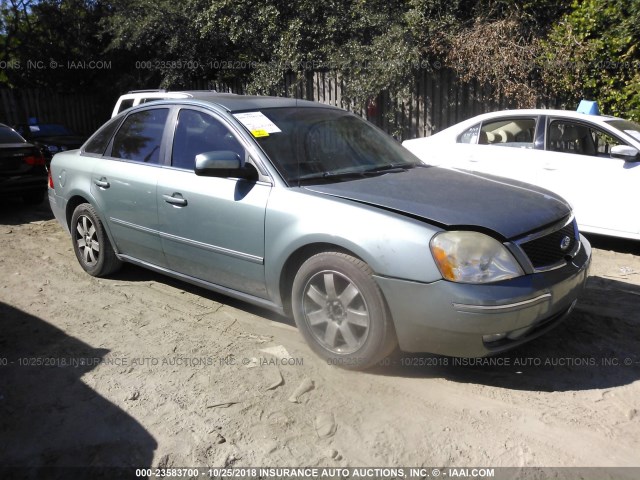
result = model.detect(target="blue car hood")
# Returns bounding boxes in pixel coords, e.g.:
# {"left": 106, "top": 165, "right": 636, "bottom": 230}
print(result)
{"left": 304, "top": 166, "right": 571, "bottom": 239}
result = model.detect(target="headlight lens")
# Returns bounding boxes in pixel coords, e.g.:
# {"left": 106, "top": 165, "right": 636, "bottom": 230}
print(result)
{"left": 430, "top": 231, "right": 524, "bottom": 284}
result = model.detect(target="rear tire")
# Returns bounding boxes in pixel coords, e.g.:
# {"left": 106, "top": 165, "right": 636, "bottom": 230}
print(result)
{"left": 71, "top": 203, "right": 122, "bottom": 277}
{"left": 291, "top": 252, "right": 397, "bottom": 370}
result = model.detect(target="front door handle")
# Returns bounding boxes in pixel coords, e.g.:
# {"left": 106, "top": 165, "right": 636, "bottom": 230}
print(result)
{"left": 94, "top": 178, "right": 110, "bottom": 188}
{"left": 163, "top": 193, "right": 188, "bottom": 206}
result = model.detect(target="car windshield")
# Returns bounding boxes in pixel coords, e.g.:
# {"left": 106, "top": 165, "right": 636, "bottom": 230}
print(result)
{"left": 0, "top": 126, "right": 27, "bottom": 144}
{"left": 27, "top": 124, "right": 75, "bottom": 138}
{"left": 235, "top": 107, "right": 421, "bottom": 185}
{"left": 606, "top": 119, "right": 640, "bottom": 143}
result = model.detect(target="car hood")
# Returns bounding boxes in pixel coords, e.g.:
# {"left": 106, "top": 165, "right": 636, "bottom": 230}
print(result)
{"left": 304, "top": 166, "right": 571, "bottom": 239}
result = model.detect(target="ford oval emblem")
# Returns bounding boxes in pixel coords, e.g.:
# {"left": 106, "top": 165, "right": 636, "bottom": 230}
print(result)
{"left": 560, "top": 235, "right": 572, "bottom": 251}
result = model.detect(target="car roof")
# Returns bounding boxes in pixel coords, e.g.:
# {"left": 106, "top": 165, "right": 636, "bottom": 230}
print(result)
{"left": 175, "top": 92, "right": 334, "bottom": 112}
{"left": 468, "top": 108, "right": 619, "bottom": 124}
{"left": 119, "top": 91, "right": 190, "bottom": 99}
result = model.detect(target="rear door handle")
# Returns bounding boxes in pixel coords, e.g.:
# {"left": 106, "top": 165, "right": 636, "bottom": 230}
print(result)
{"left": 94, "top": 178, "right": 110, "bottom": 188}
{"left": 163, "top": 193, "right": 188, "bottom": 206}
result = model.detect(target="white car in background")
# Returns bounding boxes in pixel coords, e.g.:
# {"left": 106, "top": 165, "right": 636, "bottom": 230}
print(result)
{"left": 403, "top": 107, "right": 640, "bottom": 240}
{"left": 111, "top": 90, "right": 220, "bottom": 117}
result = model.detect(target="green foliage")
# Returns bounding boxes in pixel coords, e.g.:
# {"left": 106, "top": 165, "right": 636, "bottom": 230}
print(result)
{"left": 0, "top": 0, "right": 119, "bottom": 91}
{"left": 541, "top": 0, "right": 640, "bottom": 119}
{"left": 2, "top": 0, "right": 640, "bottom": 124}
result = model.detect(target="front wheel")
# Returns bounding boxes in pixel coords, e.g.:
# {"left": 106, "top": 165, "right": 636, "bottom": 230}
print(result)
{"left": 71, "top": 203, "right": 122, "bottom": 277}
{"left": 291, "top": 252, "right": 397, "bottom": 370}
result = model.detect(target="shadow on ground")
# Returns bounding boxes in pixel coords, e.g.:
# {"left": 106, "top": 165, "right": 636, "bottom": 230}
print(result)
{"left": 584, "top": 232, "right": 640, "bottom": 255}
{"left": 111, "top": 259, "right": 640, "bottom": 393}
{"left": 109, "top": 263, "right": 294, "bottom": 327}
{"left": 0, "top": 198, "right": 53, "bottom": 226}
{"left": 0, "top": 302, "right": 157, "bottom": 476}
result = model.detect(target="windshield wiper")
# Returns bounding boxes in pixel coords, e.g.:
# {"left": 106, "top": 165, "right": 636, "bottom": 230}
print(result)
{"left": 296, "top": 170, "right": 367, "bottom": 182}
{"left": 294, "top": 162, "right": 423, "bottom": 184}
{"left": 362, "top": 162, "right": 420, "bottom": 174}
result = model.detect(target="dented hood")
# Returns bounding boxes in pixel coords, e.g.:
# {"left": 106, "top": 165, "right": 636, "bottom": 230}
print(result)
{"left": 304, "top": 166, "right": 571, "bottom": 239}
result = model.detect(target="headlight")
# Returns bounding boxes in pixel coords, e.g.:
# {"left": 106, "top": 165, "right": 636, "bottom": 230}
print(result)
{"left": 430, "top": 231, "right": 524, "bottom": 284}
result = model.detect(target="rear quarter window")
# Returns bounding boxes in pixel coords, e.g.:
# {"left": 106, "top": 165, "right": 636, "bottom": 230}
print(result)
{"left": 457, "top": 123, "right": 481, "bottom": 143}
{"left": 83, "top": 117, "right": 123, "bottom": 155}
{"left": 0, "top": 127, "right": 27, "bottom": 144}
{"left": 117, "top": 99, "right": 135, "bottom": 114}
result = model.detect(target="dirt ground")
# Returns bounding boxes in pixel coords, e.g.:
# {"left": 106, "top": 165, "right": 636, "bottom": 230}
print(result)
{"left": 1, "top": 200, "right": 639, "bottom": 474}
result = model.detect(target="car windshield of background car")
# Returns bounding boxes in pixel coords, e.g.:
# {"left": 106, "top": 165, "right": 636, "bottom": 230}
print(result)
{"left": 607, "top": 119, "right": 640, "bottom": 143}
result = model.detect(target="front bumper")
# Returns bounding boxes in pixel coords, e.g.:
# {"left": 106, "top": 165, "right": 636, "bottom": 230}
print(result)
{"left": 375, "top": 235, "right": 591, "bottom": 357}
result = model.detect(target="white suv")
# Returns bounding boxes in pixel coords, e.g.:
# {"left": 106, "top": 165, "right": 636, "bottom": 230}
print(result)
{"left": 112, "top": 90, "right": 215, "bottom": 117}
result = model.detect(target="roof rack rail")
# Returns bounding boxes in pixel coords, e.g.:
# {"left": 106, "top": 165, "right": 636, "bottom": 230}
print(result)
{"left": 126, "top": 89, "right": 168, "bottom": 94}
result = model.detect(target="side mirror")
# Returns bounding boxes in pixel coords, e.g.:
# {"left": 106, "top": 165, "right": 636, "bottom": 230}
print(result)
{"left": 610, "top": 145, "right": 640, "bottom": 162}
{"left": 194, "top": 150, "right": 258, "bottom": 180}
{"left": 195, "top": 151, "right": 241, "bottom": 173}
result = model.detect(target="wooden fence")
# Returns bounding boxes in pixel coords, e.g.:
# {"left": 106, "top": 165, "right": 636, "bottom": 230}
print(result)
{"left": 211, "top": 69, "right": 560, "bottom": 140}
{"left": 0, "top": 89, "right": 114, "bottom": 136}
{"left": 0, "top": 69, "right": 561, "bottom": 140}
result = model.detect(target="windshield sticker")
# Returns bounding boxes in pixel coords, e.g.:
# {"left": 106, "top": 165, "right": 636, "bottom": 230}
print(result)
{"left": 233, "top": 112, "right": 282, "bottom": 137}
{"left": 624, "top": 130, "right": 640, "bottom": 142}
{"left": 250, "top": 129, "right": 269, "bottom": 138}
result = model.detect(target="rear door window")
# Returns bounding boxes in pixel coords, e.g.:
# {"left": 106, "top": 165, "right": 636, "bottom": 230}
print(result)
{"left": 110, "top": 109, "right": 169, "bottom": 164}
{"left": 479, "top": 118, "right": 536, "bottom": 148}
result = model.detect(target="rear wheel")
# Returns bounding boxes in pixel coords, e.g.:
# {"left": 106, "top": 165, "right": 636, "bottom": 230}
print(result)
{"left": 291, "top": 252, "right": 397, "bottom": 370}
{"left": 71, "top": 203, "right": 122, "bottom": 277}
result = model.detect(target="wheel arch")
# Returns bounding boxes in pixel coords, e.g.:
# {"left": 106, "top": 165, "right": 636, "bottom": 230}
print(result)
{"left": 65, "top": 195, "right": 92, "bottom": 230}
{"left": 65, "top": 194, "right": 120, "bottom": 255}
{"left": 278, "top": 242, "right": 365, "bottom": 317}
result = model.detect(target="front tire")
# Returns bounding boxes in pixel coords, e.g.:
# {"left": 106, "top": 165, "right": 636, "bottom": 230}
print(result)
{"left": 71, "top": 203, "right": 122, "bottom": 277}
{"left": 291, "top": 252, "right": 397, "bottom": 370}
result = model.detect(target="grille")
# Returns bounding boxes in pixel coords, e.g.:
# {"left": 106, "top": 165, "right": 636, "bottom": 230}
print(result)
{"left": 520, "top": 221, "right": 577, "bottom": 270}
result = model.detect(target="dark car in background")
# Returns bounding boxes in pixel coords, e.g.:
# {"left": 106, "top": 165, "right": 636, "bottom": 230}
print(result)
{"left": 0, "top": 123, "right": 47, "bottom": 204}
{"left": 14, "top": 123, "right": 86, "bottom": 161}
